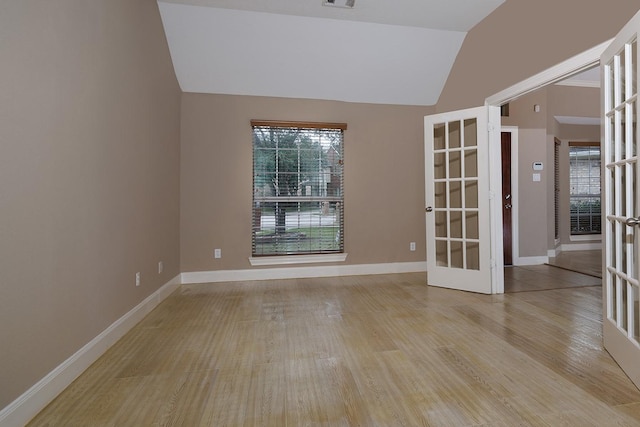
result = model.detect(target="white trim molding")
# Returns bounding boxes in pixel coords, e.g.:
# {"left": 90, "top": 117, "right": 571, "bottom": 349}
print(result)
{"left": 0, "top": 275, "right": 181, "bottom": 427}
{"left": 554, "top": 80, "right": 600, "bottom": 88}
{"left": 513, "top": 256, "right": 549, "bottom": 266}
{"left": 181, "top": 261, "right": 427, "bottom": 284}
{"left": 249, "top": 253, "right": 348, "bottom": 266}
{"left": 569, "top": 234, "right": 601, "bottom": 242}
{"left": 561, "top": 242, "right": 602, "bottom": 251}
{"left": 486, "top": 39, "right": 610, "bottom": 107}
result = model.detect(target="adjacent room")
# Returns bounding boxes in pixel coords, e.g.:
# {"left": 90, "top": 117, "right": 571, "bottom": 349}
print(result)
{"left": 501, "top": 68, "right": 603, "bottom": 292}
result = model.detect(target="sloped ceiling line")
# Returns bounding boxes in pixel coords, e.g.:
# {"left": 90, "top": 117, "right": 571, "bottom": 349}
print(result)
{"left": 157, "top": 0, "right": 505, "bottom": 106}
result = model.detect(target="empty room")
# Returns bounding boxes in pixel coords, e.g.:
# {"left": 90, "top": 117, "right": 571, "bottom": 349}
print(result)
{"left": 3, "top": 1, "right": 640, "bottom": 425}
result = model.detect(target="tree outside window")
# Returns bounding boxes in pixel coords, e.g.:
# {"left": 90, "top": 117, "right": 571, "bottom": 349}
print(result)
{"left": 569, "top": 144, "right": 601, "bottom": 235}
{"left": 252, "top": 121, "right": 345, "bottom": 256}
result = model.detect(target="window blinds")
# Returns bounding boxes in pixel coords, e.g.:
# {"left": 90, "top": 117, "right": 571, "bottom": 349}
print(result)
{"left": 251, "top": 122, "right": 345, "bottom": 256}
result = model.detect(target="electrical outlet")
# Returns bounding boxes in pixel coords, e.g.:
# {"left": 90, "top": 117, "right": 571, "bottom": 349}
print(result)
{"left": 410, "top": 242, "right": 416, "bottom": 251}
{"left": 214, "top": 248, "right": 222, "bottom": 259}
{"left": 135, "top": 272, "right": 141, "bottom": 287}
{"left": 158, "top": 261, "right": 163, "bottom": 274}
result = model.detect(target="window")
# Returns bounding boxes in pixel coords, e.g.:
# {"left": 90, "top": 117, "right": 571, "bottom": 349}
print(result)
{"left": 569, "top": 142, "right": 601, "bottom": 235}
{"left": 251, "top": 121, "right": 345, "bottom": 256}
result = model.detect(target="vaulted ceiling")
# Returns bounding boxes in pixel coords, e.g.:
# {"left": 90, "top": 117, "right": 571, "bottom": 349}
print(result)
{"left": 158, "top": 0, "right": 505, "bottom": 106}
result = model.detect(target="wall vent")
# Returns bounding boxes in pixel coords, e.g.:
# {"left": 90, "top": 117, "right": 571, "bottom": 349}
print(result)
{"left": 323, "top": 0, "right": 355, "bottom": 8}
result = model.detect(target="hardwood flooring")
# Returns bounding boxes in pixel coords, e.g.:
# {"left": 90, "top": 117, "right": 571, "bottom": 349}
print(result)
{"left": 547, "top": 250, "right": 602, "bottom": 278}
{"left": 28, "top": 271, "right": 640, "bottom": 426}
{"left": 505, "top": 250, "right": 602, "bottom": 293}
{"left": 504, "top": 264, "right": 601, "bottom": 293}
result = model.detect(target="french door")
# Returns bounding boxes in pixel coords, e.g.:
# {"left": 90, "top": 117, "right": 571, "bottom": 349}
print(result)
{"left": 602, "top": 10, "right": 640, "bottom": 388}
{"left": 424, "top": 106, "right": 501, "bottom": 294}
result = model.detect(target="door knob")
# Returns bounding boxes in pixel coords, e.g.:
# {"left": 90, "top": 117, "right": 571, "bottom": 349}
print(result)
{"left": 626, "top": 217, "right": 640, "bottom": 226}
{"left": 426, "top": 206, "right": 433, "bottom": 212}
{"left": 505, "top": 204, "right": 512, "bottom": 209}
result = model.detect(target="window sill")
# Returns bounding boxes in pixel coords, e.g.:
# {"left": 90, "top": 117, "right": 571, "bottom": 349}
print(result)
{"left": 249, "top": 253, "right": 348, "bottom": 266}
{"left": 569, "top": 234, "right": 601, "bottom": 242}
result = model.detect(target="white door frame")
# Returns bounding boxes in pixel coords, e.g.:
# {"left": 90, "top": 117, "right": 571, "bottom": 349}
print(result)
{"left": 484, "top": 40, "right": 611, "bottom": 294}
{"left": 485, "top": 40, "right": 610, "bottom": 107}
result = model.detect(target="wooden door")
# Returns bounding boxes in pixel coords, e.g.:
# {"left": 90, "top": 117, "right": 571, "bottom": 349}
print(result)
{"left": 424, "top": 106, "right": 498, "bottom": 294}
{"left": 501, "top": 132, "right": 513, "bottom": 266}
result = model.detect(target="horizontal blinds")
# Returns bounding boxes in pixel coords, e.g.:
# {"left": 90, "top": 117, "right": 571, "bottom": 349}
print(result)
{"left": 252, "top": 123, "right": 344, "bottom": 256}
{"left": 568, "top": 142, "right": 601, "bottom": 235}
{"left": 569, "top": 144, "right": 600, "bottom": 196}
{"left": 251, "top": 120, "right": 347, "bottom": 130}
{"left": 569, "top": 141, "right": 599, "bottom": 147}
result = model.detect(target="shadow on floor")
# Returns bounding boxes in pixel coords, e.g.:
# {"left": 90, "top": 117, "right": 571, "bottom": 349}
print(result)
{"left": 504, "top": 264, "right": 601, "bottom": 293}
{"left": 546, "top": 250, "right": 601, "bottom": 278}
{"left": 505, "top": 250, "right": 602, "bottom": 293}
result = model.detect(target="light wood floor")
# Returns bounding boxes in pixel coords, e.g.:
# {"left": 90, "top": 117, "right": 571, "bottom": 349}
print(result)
{"left": 505, "top": 250, "right": 602, "bottom": 293}
{"left": 547, "top": 250, "right": 602, "bottom": 278}
{"left": 28, "top": 271, "right": 640, "bottom": 426}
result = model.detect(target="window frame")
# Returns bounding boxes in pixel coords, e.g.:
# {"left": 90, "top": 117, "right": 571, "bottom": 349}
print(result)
{"left": 250, "top": 120, "right": 347, "bottom": 261}
{"left": 568, "top": 141, "right": 601, "bottom": 236}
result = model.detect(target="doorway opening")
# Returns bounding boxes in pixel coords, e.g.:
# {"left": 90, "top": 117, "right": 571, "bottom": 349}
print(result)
{"left": 486, "top": 41, "right": 609, "bottom": 294}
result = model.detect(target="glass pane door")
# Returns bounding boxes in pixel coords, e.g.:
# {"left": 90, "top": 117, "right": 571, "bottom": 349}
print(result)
{"left": 602, "top": 11, "right": 640, "bottom": 388}
{"left": 425, "top": 107, "right": 494, "bottom": 294}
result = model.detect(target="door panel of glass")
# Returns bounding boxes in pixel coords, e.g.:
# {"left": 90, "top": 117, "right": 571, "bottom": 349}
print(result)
{"left": 425, "top": 107, "right": 494, "bottom": 294}
{"left": 602, "top": 10, "right": 640, "bottom": 390}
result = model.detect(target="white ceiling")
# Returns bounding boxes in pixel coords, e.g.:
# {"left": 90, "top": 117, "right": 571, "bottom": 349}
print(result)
{"left": 554, "top": 67, "right": 600, "bottom": 125}
{"left": 554, "top": 116, "right": 601, "bottom": 126}
{"left": 160, "top": 0, "right": 505, "bottom": 32}
{"left": 556, "top": 67, "right": 600, "bottom": 88}
{"left": 157, "top": 0, "right": 505, "bottom": 105}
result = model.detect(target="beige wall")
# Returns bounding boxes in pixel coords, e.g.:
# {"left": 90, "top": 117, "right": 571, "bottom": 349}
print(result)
{"left": 180, "top": 93, "right": 433, "bottom": 272}
{"left": 557, "top": 123, "right": 601, "bottom": 142}
{"left": 516, "top": 128, "right": 550, "bottom": 257}
{"left": 548, "top": 85, "right": 600, "bottom": 119}
{"left": 502, "top": 90, "right": 549, "bottom": 258}
{"left": 436, "top": 0, "right": 639, "bottom": 112}
{"left": 0, "top": 0, "right": 181, "bottom": 409}
{"left": 548, "top": 86, "right": 601, "bottom": 249}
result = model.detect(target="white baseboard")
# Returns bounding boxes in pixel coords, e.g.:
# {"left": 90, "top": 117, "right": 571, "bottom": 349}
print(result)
{"left": 0, "top": 275, "right": 181, "bottom": 427}
{"left": 560, "top": 242, "right": 602, "bottom": 251}
{"left": 181, "top": 261, "right": 428, "bottom": 284}
{"left": 569, "top": 234, "right": 601, "bottom": 242}
{"left": 546, "top": 242, "right": 600, "bottom": 259}
{"left": 513, "top": 256, "right": 549, "bottom": 266}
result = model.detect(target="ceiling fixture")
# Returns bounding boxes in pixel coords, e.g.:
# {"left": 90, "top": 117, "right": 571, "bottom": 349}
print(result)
{"left": 322, "top": 0, "right": 355, "bottom": 8}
